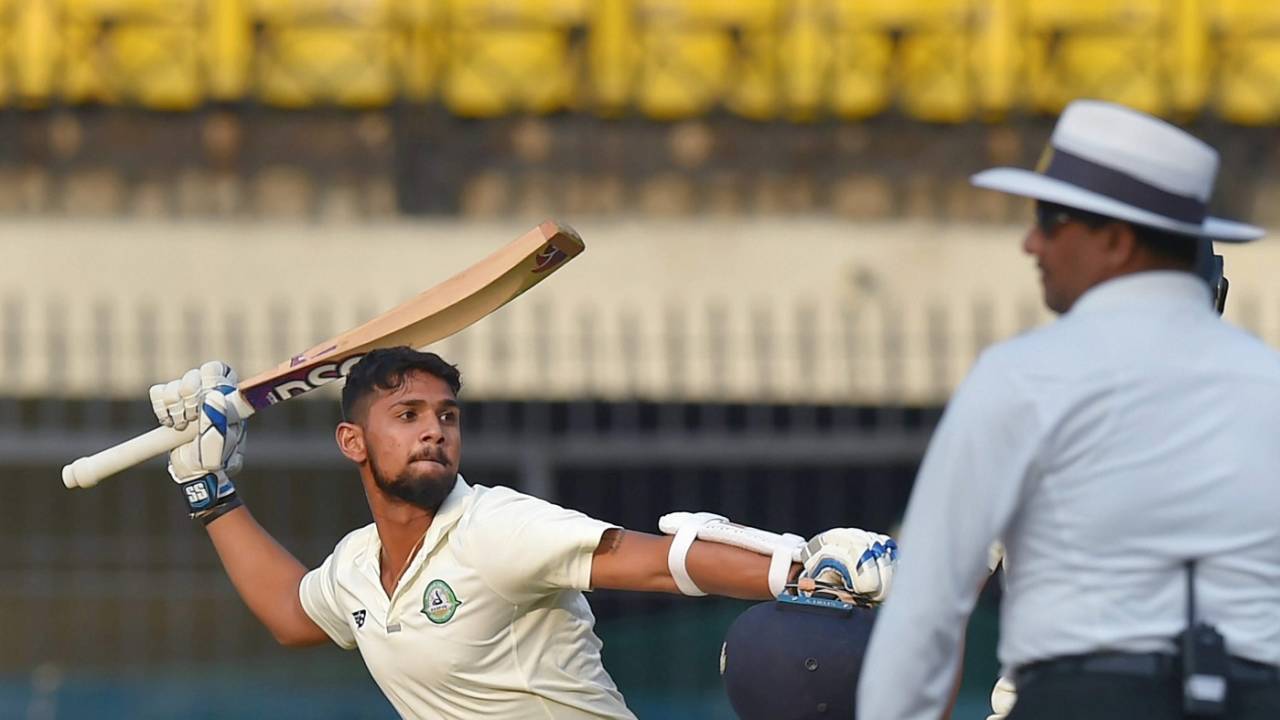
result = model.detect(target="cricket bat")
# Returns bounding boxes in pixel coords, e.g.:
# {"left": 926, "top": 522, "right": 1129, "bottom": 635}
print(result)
{"left": 62, "top": 220, "right": 584, "bottom": 490}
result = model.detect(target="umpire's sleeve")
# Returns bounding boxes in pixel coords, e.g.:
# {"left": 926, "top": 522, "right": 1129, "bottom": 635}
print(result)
{"left": 858, "top": 350, "right": 1041, "bottom": 720}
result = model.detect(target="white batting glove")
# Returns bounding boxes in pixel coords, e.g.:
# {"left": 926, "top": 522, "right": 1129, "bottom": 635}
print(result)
{"left": 149, "top": 361, "right": 246, "bottom": 523}
{"left": 986, "top": 675, "right": 1017, "bottom": 720}
{"left": 798, "top": 528, "right": 898, "bottom": 604}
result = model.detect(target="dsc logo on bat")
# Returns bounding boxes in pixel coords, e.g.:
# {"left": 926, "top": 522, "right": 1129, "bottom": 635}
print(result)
{"left": 267, "top": 354, "right": 366, "bottom": 403}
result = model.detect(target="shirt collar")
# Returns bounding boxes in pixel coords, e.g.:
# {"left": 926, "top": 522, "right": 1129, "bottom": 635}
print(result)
{"left": 362, "top": 474, "right": 475, "bottom": 572}
{"left": 1068, "top": 271, "right": 1212, "bottom": 317}
{"left": 419, "top": 474, "right": 473, "bottom": 555}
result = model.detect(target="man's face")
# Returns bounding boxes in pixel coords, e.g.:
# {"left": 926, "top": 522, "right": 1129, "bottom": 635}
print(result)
{"left": 360, "top": 370, "right": 462, "bottom": 512}
{"left": 1023, "top": 205, "right": 1114, "bottom": 314}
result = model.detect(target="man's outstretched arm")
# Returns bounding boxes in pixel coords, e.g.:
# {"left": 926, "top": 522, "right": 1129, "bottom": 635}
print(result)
{"left": 590, "top": 529, "right": 783, "bottom": 599}
{"left": 590, "top": 522, "right": 896, "bottom": 604}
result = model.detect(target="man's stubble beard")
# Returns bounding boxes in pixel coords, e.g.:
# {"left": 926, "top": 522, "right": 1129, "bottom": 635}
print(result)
{"left": 368, "top": 451, "right": 458, "bottom": 513}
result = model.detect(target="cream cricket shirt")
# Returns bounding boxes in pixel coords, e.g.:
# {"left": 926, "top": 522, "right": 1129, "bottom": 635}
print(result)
{"left": 299, "top": 477, "right": 634, "bottom": 720}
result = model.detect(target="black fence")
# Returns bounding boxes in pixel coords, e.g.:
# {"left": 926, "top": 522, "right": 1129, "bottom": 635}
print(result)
{"left": 0, "top": 395, "right": 933, "bottom": 672}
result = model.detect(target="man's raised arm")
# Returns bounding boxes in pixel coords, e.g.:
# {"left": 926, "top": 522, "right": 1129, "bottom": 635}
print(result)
{"left": 152, "top": 361, "right": 329, "bottom": 648}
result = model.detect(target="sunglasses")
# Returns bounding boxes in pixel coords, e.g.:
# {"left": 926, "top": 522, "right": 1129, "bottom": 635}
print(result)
{"left": 1034, "top": 203, "right": 1077, "bottom": 236}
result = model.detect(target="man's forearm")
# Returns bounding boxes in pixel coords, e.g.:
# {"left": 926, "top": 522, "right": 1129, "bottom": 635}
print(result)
{"left": 591, "top": 530, "right": 795, "bottom": 600}
{"left": 204, "top": 506, "right": 328, "bottom": 646}
{"left": 686, "top": 538, "right": 798, "bottom": 600}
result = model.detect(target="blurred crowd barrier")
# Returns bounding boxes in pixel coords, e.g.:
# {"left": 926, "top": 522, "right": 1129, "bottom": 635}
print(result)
{"left": 7, "top": 217, "right": 1037, "bottom": 405}
{"left": 4, "top": 217, "right": 1278, "bottom": 405}
{"left": 0, "top": 0, "right": 1278, "bottom": 123}
{"left": 0, "top": 388, "right": 934, "bottom": 718}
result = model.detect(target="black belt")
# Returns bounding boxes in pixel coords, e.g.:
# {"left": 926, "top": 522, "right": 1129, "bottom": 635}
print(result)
{"left": 1016, "top": 652, "right": 1280, "bottom": 687}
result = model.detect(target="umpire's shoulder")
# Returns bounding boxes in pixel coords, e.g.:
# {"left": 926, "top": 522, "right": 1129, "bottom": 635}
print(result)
{"left": 1209, "top": 320, "right": 1280, "bottom": 378}
{"left": 966, "top": 327, "right": 1053, "bottom": 383}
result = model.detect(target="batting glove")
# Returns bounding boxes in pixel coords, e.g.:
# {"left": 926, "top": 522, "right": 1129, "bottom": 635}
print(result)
{"left": 150, "top": 361, "right": 246, "bottom": 524}
{"left": 798, "top": 528, "right": 898, "bottom": 604}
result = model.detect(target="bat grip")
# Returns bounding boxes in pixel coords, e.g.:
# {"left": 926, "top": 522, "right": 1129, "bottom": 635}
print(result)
{"left": 62, "top": 392, "right": 257, "bottom": 490}
{"left": 62, "top": 424, "right": 198, "bottom": 489}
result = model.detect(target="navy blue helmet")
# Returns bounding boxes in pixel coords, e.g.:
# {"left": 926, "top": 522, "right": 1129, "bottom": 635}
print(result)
{"left": 720, "top": 595, "right": 877, "bottom": 720}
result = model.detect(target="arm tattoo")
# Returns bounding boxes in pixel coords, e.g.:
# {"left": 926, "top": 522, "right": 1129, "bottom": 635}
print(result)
{"left": 597, "top": 528, "right": 624, "bottom": 555}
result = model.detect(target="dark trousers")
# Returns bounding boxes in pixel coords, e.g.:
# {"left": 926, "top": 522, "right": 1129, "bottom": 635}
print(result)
{"left": 1007, "top": 666, "right": 1280, "bottom": 720}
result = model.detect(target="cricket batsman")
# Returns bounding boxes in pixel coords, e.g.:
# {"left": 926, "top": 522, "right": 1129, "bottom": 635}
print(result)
{"left": 152, "top": 346, "right": 898, "bottom": 719}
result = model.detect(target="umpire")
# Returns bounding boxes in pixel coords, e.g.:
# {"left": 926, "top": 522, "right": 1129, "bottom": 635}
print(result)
{"left": 860, "top": 99, "right": 1280, "bottom": 720}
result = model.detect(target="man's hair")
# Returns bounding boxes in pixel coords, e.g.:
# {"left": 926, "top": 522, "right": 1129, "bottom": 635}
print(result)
{"left": 1040, "top": 201, "right": 1199, "bottom": 269}
{"left": 1129, "top": 223, "right": 1199, "bottom": 268}
{"left": 340, "top": 347, "right": 462, "bottom": 423}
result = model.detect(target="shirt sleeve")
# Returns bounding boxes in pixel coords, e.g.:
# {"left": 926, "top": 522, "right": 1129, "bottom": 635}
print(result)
{"left": 858, "top": 350, "right": 1042, "bottom": 720}
{"left": 299, "top": 550, "right": 358, "bottom": 650}
{"left": 463, "top": 488, "right": 619, "bottom": 606}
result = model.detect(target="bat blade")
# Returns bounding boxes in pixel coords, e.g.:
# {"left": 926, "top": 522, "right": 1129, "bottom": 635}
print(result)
{"left": 239, "top": 220, "right": 582, "bottom": 409}
{"left": 62, "top": 221, "right": 584, "bottom": 490}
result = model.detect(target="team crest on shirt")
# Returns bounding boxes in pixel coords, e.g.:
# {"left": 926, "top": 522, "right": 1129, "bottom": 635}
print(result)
{"left": 423, "top": 579, "right": 463, "bottom": 624}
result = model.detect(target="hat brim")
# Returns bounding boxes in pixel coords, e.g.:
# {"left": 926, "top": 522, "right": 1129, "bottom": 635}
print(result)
{"left": 972, "top": 168, "right": 1265, "bottom": 243}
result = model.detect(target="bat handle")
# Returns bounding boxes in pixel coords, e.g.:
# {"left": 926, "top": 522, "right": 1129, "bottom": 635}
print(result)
{"left": 62, "top": 393, "right": 257, "bottom": 489}
{"left": 62, "top": 424, "right": 198, "bottom": 489}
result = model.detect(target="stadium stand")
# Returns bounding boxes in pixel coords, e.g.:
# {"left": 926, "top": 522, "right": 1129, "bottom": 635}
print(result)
{"left": 1023, "top": 0, "right": 1170, "bottom": 116}
{"left": 443, "top": 0, "right": 587, "bottom": 117}
{"left": 57, "top": 0, "right": 205, "bottom": 109}
{"left": 607, "top": 0, "right": 738, "bottom": 120}
{"left": 1209, "top": 0, "right": 1280, "bottom": 125}
{"left": 0, "top": 1, "right": 1276, "bottom": 122}
{"left": 249, "top": 0, "right": 402, "bottom": 108}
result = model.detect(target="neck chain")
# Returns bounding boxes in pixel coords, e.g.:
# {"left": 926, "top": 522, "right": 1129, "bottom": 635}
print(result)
{"left": 387, "top": 528, "right": 429, "bottom": 592}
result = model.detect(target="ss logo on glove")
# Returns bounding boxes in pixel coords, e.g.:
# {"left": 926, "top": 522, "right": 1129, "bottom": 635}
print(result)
{"left": 183, "top": 478, "right": 213, "bottom": 510}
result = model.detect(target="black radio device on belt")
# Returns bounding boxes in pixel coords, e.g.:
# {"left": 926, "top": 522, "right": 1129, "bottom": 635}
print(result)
{"left": 1181, "top": 560, "right": 1229, "bottom": 716}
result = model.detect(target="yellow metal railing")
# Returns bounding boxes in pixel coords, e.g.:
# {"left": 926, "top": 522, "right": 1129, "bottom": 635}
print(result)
{"left": 0, "top": 0, "right": 1277, "bottom": 123}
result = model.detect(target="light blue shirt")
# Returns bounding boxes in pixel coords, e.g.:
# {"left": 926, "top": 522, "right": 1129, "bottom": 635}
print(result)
{"left": 860, "top": 272, "right": 1280, "bottom": 720}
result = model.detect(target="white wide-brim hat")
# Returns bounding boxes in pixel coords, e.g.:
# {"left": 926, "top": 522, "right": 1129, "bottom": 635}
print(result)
{"left": 971, "top": 100, "right": 1264, "bottom": 243}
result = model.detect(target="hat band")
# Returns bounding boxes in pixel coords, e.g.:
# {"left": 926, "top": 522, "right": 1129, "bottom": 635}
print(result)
{"left": 1044, "top": 147, "right": 1206, "bottom": 225}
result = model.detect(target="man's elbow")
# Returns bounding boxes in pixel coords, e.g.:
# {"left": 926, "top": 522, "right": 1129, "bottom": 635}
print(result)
{"left": 273, "top": 632, "right": 309, "bottom": 648}
{"left": 269, "top": 623, "right": 327, "bottom": 648}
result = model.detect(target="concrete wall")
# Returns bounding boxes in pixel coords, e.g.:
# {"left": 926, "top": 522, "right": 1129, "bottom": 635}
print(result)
{"left": 5, "top": 217, "right": 1275, "bottom": 403}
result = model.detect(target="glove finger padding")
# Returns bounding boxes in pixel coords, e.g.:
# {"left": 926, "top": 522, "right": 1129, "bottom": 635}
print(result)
{"left": 168, "top": 388, "right": 245, "bottom": 481}
{"left": 198, "top": 360, "right": 238, "bottom": 394}
{"left": 165, "top": 361, "right": 244, "bottom": 482}
{"left": 149, "top": 383, "right": 172, "bottom": 428}
{"left": 799, "top": 528, "right": 898, "bottom": 604}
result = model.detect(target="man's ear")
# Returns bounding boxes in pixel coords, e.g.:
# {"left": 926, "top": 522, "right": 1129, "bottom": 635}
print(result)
{"left": 1103, "top": 222, "right": 1139, "bottom": 269}
{"left": 336, "top": 422, "right": 367, "bottom": 464}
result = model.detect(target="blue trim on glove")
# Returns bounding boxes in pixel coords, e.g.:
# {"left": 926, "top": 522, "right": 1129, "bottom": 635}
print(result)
{"left": 856, "top": 539, "right": 899, "bottom": 571}
{"left": 809, "top": 558, "right": 854, "bottom": 587}
{"left": 203, "top": 403, "right": 228, "bottom": 435}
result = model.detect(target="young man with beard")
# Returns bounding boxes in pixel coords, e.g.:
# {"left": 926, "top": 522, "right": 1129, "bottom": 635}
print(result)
{"left": 152, "top": 347, "right": 897, "bottom": 719}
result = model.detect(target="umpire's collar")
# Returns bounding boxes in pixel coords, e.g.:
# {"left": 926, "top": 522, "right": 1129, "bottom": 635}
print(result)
{"left": 1069, "top": 271, "right": 1212, "bottom": 317}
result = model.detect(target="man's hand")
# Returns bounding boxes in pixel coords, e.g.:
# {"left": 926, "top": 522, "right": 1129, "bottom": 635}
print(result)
{"left": 986, "top": 675, "right": 1016, "bottom": 720}
{"left": 150, "top": 361, "right": 246, "bottom": 523}
{"left": 798, "top": 528, "right": 898, "bottom": 604}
